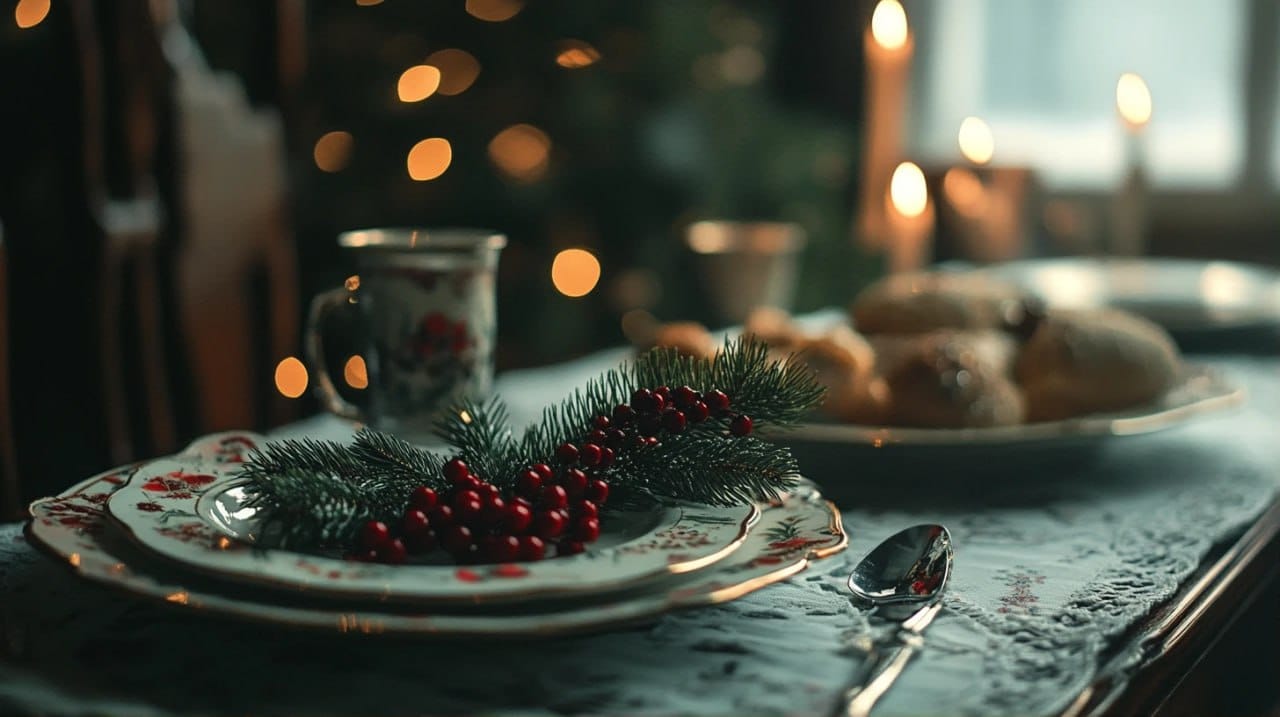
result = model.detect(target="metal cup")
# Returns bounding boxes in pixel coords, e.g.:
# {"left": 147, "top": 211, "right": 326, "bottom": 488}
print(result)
{"left": 685, "top": 220, "right": 806, "bottom": 325}
{"left": 305, "top": 228, "right": 506, "bottom": 444}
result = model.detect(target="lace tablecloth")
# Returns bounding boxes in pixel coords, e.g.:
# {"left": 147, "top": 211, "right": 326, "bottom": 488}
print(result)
{"left": 1, "top": 349, "right": 1277, "bottom": 717}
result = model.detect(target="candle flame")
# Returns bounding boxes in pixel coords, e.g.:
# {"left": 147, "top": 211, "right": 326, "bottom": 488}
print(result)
{"left": 889, "top": 162, "right": 928, "bottom": 218}
{"left": 957, "top": 117, "right": 994, "bottom": 165}
{"left": 871, "top": 0, "right": 909, "bottom": 51}
{"left": 1116, "top": 73, "right": 1152, "bottom": 129}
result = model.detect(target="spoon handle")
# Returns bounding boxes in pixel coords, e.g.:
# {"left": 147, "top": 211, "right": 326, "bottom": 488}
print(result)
{"left": 838, "top": 601, "right": 942, "bottom": 717}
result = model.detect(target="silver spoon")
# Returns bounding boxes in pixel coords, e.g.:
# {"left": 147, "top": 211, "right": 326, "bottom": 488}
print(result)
{"left": 836, "top": 524, "right": 953, "bottom": 717}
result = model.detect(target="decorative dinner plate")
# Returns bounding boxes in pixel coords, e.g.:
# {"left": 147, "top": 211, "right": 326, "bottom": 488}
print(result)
{"left": 104, "top": 435, "right": 760, "bottom": 605}
{"left": 967, "top": 257, "right": 1280, "bottom": 340}
{"left": 773, "top": 363, "right": 1244, "bottom": 453}
{"left": 26, "top": 441, "right": 846, "bottom": 637}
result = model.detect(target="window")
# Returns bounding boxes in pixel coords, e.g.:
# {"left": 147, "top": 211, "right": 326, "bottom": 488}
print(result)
{"left": 911, "top": 0, "right": 1253, "bottom": 190}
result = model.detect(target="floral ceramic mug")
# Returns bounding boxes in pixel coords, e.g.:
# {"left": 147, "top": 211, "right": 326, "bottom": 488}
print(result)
{"left": 305, "top": 228, "right": 506, "bottom": 444}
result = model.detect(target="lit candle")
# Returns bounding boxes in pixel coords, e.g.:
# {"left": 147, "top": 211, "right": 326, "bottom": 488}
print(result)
{"left": 1111, "top": 72, "right": 1152, "bottom": 256}
{"left": 885, "top": 161, "right": 935, "bottom": 272}
{"left": 856, "top": 0, "right": 913, "bottom": 251}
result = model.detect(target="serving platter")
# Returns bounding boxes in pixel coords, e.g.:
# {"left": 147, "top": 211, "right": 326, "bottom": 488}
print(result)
{"left": 782, "top": 362, "right": 1242, "bottom": 451}
{"left": 25, "top": 435, "right": 847, "bottom": 637}
{"left": 967, "top": 257, "right": 1280, "bottom": 340}
{"left": 104, "top": 437, "right": 759, "bottom": 605}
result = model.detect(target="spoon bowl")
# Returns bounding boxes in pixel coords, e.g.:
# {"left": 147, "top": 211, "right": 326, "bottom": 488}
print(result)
{"left": 846, "top": 523, "right": 953, "bottom": 607}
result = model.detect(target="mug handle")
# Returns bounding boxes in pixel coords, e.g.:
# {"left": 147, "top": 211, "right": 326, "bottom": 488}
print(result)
{"left": 305, "top": 287, "right": 365, "bottom": 422}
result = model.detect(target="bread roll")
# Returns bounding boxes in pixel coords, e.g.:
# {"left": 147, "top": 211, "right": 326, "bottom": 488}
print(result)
{"left": 851, "top": 271, "right": 1035, "bottom": 335}
{"left": 1015, "top": 308, "right": 1180, "bottom": 421}
{"left": 882, "top": 332, "right": 1025, "bottom": 428}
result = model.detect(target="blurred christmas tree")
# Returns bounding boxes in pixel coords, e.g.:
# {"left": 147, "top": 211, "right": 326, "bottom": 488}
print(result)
{"left": 278, "top": 0, "right": 877, "bottom": 369}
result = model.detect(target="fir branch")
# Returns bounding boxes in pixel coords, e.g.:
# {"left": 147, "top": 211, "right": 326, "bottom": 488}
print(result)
{"left": 614, "top": 434, "right": 799, "bottom": 507}
{"left": 434, "top": 397, "right": 521, "bottom": 487}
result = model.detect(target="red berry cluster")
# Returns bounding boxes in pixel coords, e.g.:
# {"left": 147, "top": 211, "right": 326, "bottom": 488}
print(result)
{"left": 610, "top": 386, "right": 752, "bottom": 442}
{"left": 356, "top": 456, "right": 604, "bottom": 565}
{"left": 354, "top": 385, "right": 751, "bottom": 566}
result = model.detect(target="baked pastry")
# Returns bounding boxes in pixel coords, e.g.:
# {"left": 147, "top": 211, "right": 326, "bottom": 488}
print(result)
{"left": 850, "top": 271, "right": 1039, "bottom": 336}
{"left": 792, "top": 325, "right": 888, "bottom": 424}
{"left": 882, "top": 332, "right": 1025, "bottom": 428}
{"left": 871, "top": 329, "right": 1019, "bottom": 381}
{"left": 637, "top": 321, "right": 718, "bottom": 360}
{"left": 1015, "top": 308, "right": 1180, "bottom": 421}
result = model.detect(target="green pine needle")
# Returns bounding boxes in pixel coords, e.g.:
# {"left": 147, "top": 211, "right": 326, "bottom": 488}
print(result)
{"left": 237, "top": 336, "right": 824, "bottom": 551}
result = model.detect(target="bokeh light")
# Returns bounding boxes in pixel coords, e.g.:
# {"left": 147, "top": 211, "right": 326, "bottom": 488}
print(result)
{"left": 465, "top": 0, "right": 524, "bottom": 22}
{"left": 426, "top": 49, "right": 482, "bottom": 96}
{"left": 942, "top": 168, "right": 988, "bottom": 218}
{"left": 313, "top": 131, "right": 354, "bottom": 173}
{"left": 1116, "top": 73, "right": 1152, "bottom": 129}
{"left": 551, "top": 249, "right": 601, "bottom": 298}
{"left": 343, "top": 355, "right": 369, "bottom": 390}
{"left": 957, "top": 117, "right": 994, "bottom": 165}
{"left": 274, "top": 357, "right": 308, "bottom": 399}
{"left": 407, "top": 138, "right": 452, "bottom": 181}
{"left": 14, "top": 0, "right": 50, "bottom": 28}
{"left": 870, "top": 0, "right": 909, "bottom": 51}
{"left": 556, "top": 39, "right": 602, "bottom": 69}
{"left": 488, "top": 124, "right": 551, "bottom": 182}
{"left": 397, "top": 65, "right": 441, "bottom": 102}
{"left": 889, "top": 162, "right": 929, "bottom": 218}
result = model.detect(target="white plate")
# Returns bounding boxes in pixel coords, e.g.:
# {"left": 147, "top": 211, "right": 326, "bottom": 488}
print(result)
{"left": 105, "top": 435, "right": 760, "bottom": 605}
{"left": 25, "top": 437, "right": 847, "bottom": 637}
{"left": 779, "top": 362, "right": 1243, "bottom": 452}
{"left": 969, "top": 257, "right": 1280, "bottom": 337}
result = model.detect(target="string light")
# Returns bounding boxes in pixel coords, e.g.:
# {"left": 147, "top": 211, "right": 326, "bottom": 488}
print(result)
{"left": 14, "top": 0, "right": 50, "bottom": 28}
{"left": 551, "top": 249, "right": 601, "bottom": 298}
{"left": 426, "top": 49, "right": 481, "bottom": 96}
{"left": 488, "top": 124, "right": 551, "bottom": 181}
{"left": 397, "top": 65, "right": 441, "bottom": 103}
{"left": 556, "top": 40, "right": 601, "bottom": 68}
{"left": 274, "top": 357, "right": 308, "bottom": 399}
{"left": 465, "top": 0, "right": 524, "bottom": 22}
{"left": 407, "top": 138, "right": 452, "bottom": 181}
{"left": 313, "top": 131, "right": 354, "bottom": 173}
{"left": 343, "top": 356, "right": 368, "bottom": 390}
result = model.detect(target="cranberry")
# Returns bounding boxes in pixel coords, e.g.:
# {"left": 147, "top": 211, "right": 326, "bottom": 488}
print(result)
{"left": 704, "top": 389, "right": 730, "bottom": 415}
{"left": 631, "top": 388, "right": 662, "bottom": 413}
{"left": 730, "top": 414, "right": 754, "bottom": 436}
{"left": 454, "top": 491, "right": 485, "bottom": 524}
{"left": 480, "top": 495, "right": 507, "bottom": 527}
{"left": 573, "top": 517, "right": 601, "bottom": 542}
{"left": 662, "top": 409, "right": 687, "bottom": 434}
{"left": 481, "top": 535, "right": 520, "bottom": 564}
{"left": 516, "top": 469, "right": 543, "bottom": 497}
{"left": 429, "top": 504, "right": 455, "bottom": 528}
{"left": 442, "top": 458, "right": 469, "bottom": 483}
{"left": 441, "top": 524, "right": 474, "bottom": 555}
{"left": 562, "top": 468, "right": 588, "bottom": 497}
{"left": 378, "top": 538, "right": 408, "bottom": 565}
{"left": 605, "top": 428, "right": 627, "bottom": 447}
{"left": 685, "top": 400, "right": 710, "bottom": 423}
{"left": 360, "top": 520, "right": 391, "bottom": 550}
{"left": 637, "top": 413, "right": 662, "bottom": 437}
{"left": 541, "top": 484, "right": 568, "bottom": 510}
{"left": 575, "top": 500, "right": 599, "bottom": 519}
{"left": 612, "top": 404, "right": 636, "bottom": 425}
{"left": 586, "top": 429, "right": 608, "bottom": 446}
{"left": 579, "top": 444, "right": 603, "bottom": 468}
{"left": 534, "top": 510, "right": 567, "bottom": 539}
{"left": 532, "top": 463, "right": 555, "bottom": 481}
{"left": 504, "top": 501, "right": 533, "bottom": 534}
{"left": 556, "top": 443, "right": 580, "bottom": 464}
{"left": 519, "top": 535, "right": 546, "bottom": 561}
{"left": 673, "top": 385, "right": 699, "bottom": 409}
{"left": 586, "top": 479, "right": 610, "bottom": 505}
{"left": 598, "top": 447, "right": 615, "bottom": 468}
{"left": 593, "top": 415, "right": 611, "bottom": 430}
{"left": 654, "top": 386, "right": 671, "bottom": 402}
{"left": 402, "top": 509, "right": 430, "bottom": 536}
{"left": 409, "top": 486, "right": 438, "bottom": 512}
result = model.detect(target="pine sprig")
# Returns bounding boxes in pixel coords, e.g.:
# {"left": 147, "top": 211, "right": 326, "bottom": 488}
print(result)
{"left": 236, "top": 336, "right": 825, "bottom": 551}
{"left": 615, "top": 434, "right": 800, "bottom": 506}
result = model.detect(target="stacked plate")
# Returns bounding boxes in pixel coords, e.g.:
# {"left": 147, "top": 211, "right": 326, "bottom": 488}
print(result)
{"left": 26, "top": 431, "right": 847, "bottom": 637}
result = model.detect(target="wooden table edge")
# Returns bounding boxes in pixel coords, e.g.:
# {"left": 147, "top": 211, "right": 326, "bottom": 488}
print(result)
{"left": 1060, "top": 494, "right": 1280, "bottom": 717}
